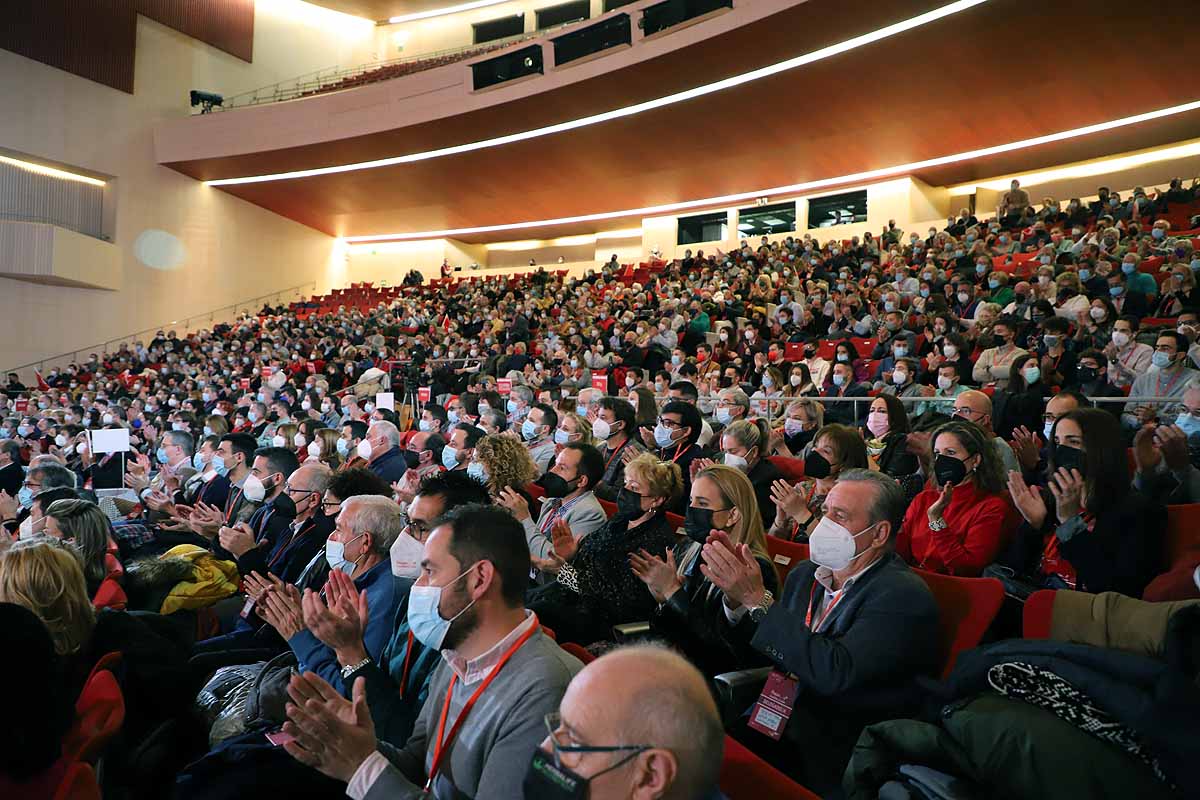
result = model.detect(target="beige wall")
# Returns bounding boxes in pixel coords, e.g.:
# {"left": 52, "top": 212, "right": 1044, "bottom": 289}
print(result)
{"left": 0, "top": 4, "right": 379, "bottom": 375}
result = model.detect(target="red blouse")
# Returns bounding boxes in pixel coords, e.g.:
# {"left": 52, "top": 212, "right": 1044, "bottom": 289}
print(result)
{"left": 897, "top": 480, "right": 1015, "bottom": 577}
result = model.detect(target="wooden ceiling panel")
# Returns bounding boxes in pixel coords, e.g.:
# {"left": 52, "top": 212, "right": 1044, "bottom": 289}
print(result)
{"left": 167, "top": 0, "right": 1200, "bottom": 239}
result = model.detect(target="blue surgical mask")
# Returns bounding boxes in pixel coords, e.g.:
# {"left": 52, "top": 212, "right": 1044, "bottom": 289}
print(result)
{"left": 418, "top": 419, "right": 432, "bottom": 432}
{"left": 192, "top": 452, "right": 206, "bottom": 471}
{"left": 1122, "top": 262, "right": 1136, "bottom": 275}
{"left": 1152, "top": 351, "right": 1174, "bottom": 369}
{"left": 715, "top": 406, "right": 732, "bottom": 425}
{"left": 920, "top": 288, "right": 930, "bottom": 298}
{"left": 203, "top": 425, "right": 213, "bottom": 437}
{"left": 988, "top": 279, "right": 1000, "bottom": 289}
{"left": 248, "top": 411, "right": 260, "bottom": 423}
{"left": 466, "top": 461, "right": 487, "bottom": 482}
{"left": 156, "top": 447, "right": 169, "bottom": 464}
{"left": 210, "top": 455, "right": 229, "bottom": 477}
{"left": 1110, "top": 286, "right": 1123, "bottom": 297}
{"left": 1175, "top": 413, "right": 1200, "bottom": 437}
{"left": 507, "top": 399, "right": 519, "bottom": 414}
{"left": 521, "top": 419, "right": 539, "bottom": 441}
{"left": 336, "top": 438, "right": 350, "bottom": 457}
{"left": 17, "top": 486, "right": 34, "bottom": 509}
{"left": 575, "top": 404, "right": 588, "bottom": 417}
{"left": 447, "top": 410, "right": 460, "bottom": 425}
{"left": 407, "top": 564, "right": 478, "bottom": 650}
{"left": 653, "top": 423, "right": 677, "bottom": 449}
{"left": 976, "top": 264, "right": 988, "bottom": 275}
{"left": 441, "top": 445, "right": 460, "bottom": 470}
{"left": 325, "top": 532, "right": 365, "bottom": 576}
{"left": 1079, "top": 269, "right": 1091, "bottom": 281}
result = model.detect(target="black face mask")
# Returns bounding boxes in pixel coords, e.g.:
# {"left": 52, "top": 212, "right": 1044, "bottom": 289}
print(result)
{"left": 402, "top": 450, "right": 421, "bottom": 469}
{"left": 1053, "top": 444, "right": 1086, "bottom": 476}
{"left": 538, "top": 472, "right": 579, "bottom": 499}
{"left": 933, "top": 453, "right": 968, "bottom": 487}
{"left": 523, "top": 747, "right": 640, "bottom": 800}
{"left": 684, "top": 505, "right": 720, "bottom": 543}
{"left": 616, "top": 487, "right": 644, "bottom": 517}
{"left": 803, "top": 450, "right": 832, "bottom": 480}
{"left": 272, "top": 491, "right": 298, "bottom": 518}
{"left": 1076, "top": 367, "right": 1098, "bottom": 384}
{"left": 786, "top": 427, "right": 816, "bottom": 449}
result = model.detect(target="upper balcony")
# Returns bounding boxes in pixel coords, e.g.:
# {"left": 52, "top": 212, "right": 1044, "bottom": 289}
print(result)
{"left": 155, "top": 0, "right": 1200, "bottom": 242}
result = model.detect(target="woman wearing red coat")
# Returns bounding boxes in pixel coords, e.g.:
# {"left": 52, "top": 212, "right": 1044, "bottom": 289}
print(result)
{"left": 897, "top": 419, "right": 1015, "bottom": 576}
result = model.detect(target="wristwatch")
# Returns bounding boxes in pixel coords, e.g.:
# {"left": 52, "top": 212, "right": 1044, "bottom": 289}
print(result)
{"left": 928, "top": 516, "right": 948, "bottom": 532}
{"left": 340, "top": 656, "right": 371, "bottom": 678}
{"left": 748, "top": 590, "right": 775, "bottom": 623}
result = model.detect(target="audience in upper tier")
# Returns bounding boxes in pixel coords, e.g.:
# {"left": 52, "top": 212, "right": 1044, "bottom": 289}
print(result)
{"left": 1, "top": 179, "right": 1199, "bottom": 798}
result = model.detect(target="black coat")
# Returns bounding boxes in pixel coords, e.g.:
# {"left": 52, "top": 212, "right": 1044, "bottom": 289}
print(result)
{"left": 0, "top": 461, "right": 22, "bottom": 499}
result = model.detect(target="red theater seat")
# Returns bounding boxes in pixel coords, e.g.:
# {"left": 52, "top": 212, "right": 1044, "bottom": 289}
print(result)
{"left": 720, "top": 735, "right": 821, "bottom": 800}
{"left": 766, "top": 537, "right": 809, "bottom": 584}
{"left": 1022, "top": 589, "right": 1056, "bottom": 639}
{"left": 63, "top": 669, "right": 125, "bottom": 763}
{"left": 914, "top": 569, "right": 1004, "bottom": 678}
{"left": 1166, "top": 504, "right": 1200, "bottom": 567}
{"left": 768, "top": 455, "right": 805, "bottom": 482}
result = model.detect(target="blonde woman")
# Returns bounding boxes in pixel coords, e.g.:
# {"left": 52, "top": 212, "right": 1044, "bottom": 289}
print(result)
{"left": 631, "top": 464, "right": 779, "bottom": 676}
{"left": 471, "top": 433, "right": 539, "bottom": 502}
{"left": 203, "top": 413, "right": 230, "bottom": 438}
{"left": 528, "top": 453, "right": 683, "bottom": 644}
{"left": 554, "top": 411, "right": 594, "bottom": 450}
{"left": 0, "top": 539, "right": 191, "bottom": 743}
{"left": 271, "top": 422, "right": 299, "bottom": 451}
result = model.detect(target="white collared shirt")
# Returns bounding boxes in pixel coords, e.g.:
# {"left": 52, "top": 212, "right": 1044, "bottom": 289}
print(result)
{"left": 441, "top": 609, "right": 537, "bottom": 686}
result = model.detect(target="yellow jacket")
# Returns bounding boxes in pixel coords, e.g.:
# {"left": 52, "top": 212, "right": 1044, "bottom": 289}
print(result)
{"left": 158, "top": 544, "right": 240, "bottom": 615}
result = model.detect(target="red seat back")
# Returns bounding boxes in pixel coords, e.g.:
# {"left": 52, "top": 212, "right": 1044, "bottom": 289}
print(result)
{"left": 1022, "top": 589, "right": 1056, "bottom": 640}
{"left": 720, "top": 735, "right": 821, "bottom": 800}
{"left": 1166, "top": 504, "right": 1200, "bottom": 567}
{"left": 598, "top": 499, "right": 617, "bottom": 518}
{"left": 63, "top": 670, "right": 125, "bottom": 763}
{"left": 765, "top": 537, "right": 809, "bottom": 584}
{"left": 784, "top": 342, "right": 805, "bottom": 362}
{"left": 914, "top": 569, "right": 1004, "bottom": 678}
{"left": 53, "top": 762, "right": 101, "bottom": 800}
{"left": 767, "top": 455, "right": 805, "bottom": 482}
{"left": 561, "top": 642, "right": 596, "bottom": 664}
{"left": 665, "top": 511, "right": 685, "bottom": 532}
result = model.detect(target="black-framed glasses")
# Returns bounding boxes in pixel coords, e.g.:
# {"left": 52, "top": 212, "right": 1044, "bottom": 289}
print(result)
{"left": 321, "top": 498, "right": 344, "bottom": 512}
{"left": 543, "top": 711, "right": 651, "bottom": 767}
{"left": 398, "top": 513, "right": 432, "bottom": 540}
{"left": 657, "top": 417, "right": 684, "bottom": 429}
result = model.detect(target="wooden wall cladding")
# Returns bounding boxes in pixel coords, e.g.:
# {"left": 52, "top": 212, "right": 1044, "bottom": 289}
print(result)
{"left": 0, "top": 0, "right": 254, "bottom": 94}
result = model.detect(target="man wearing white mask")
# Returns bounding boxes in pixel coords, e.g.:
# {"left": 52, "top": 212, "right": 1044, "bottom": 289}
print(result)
{"left": 592, "top": 397, "right": 643, "bottom": 502}
{"left": 701, "top": 469, "right": 939, "bottom": 796}
{"left": 418, "top": 404, "right": 448, "bottom": 437}
{"left": 360, "top": 420, "right": 407, "bottom": 485}
{"left": 278, "top": 503, "right": 580, "bottom": 799}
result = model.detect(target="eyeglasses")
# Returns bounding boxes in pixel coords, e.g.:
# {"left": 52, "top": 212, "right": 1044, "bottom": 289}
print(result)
{"left": 953, "top": 407, "right": 984, "bottom": 419}
{"left": 321, "top": 498, "right": 344, "bottom": 512}
{"left": 398, "top": 513, "right": 432, "bottom": 540}
{"left": 542, "top": 712, "right": 651, "bottom": 767}
{"left": 657, "top": 417, "right": 684, "bottom": 429}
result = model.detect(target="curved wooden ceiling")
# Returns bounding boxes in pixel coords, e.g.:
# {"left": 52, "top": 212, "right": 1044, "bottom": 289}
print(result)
{"left": 159, "top": 0, "right": 1200, "bottom": 240}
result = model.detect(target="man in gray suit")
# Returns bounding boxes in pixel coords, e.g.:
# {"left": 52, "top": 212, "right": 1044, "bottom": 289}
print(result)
{"left": 279, "top": 503, "right": 581, "bottom": 799}
{"left": 498, "top": 443, "right": 608, "bottom": 582}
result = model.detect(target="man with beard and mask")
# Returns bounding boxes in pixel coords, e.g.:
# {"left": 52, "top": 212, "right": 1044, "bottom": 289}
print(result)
{"left": 499, "top": 442, "right": 607, "bottom": 584}
{"left": 213, "top": 446, "right": 302, "bottom": 574}
{"left": 704, "top": 469, "right": 939, "bottom": 796}
{"left": 277, "top": 504, "right": 581, "bottom": 800}
{"left": 524, "top": 645, "right": 725, "bottom": 800}
{"left": 592, "top": 397, "right": 644, "bottom": 502}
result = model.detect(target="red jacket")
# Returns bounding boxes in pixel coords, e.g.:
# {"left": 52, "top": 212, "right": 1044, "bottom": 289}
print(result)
{"left": 897, "top": 480, "right": 1015, "bottom": 577}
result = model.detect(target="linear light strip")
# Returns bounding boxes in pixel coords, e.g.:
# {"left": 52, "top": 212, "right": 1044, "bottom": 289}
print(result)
{"left": 206, "top": 0, "right": 990, "bottom": 186}
{"left": 388, "top": 0, "right": 512, "bottom": 25}
{"left": 341, "top": 98, "right": 1200, "bottom": 242}
{"left": 0, "top": 155, "right": 106, "bottom": 187}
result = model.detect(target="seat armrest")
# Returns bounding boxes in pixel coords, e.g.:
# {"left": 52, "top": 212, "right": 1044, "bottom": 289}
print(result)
{"left": 612, "top": 621, "right": 651, "bottom": 641}
{"left": 712, "top": 666, "right": 772, "bottom": 727}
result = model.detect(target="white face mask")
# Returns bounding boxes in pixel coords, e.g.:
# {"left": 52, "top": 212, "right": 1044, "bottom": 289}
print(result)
{"left": 243, "top": 473, "right": 266, "bottom": 503}
{"left": 307, "top": 441, "right": 322, "bottom": 457}
{"left": 389, "top": 530, "right": 425, "bottom": 579}
{"left": 723, "top": 452, "right": 749, "bottom": 472}
{"left": 357, "top": 439, "right": 373, "bottom": 460}
{"left": 808, "top": 516, "right": 878, "bottom": 572}
{"left": 272, "top": 435, "right": 286, "bottom": 448}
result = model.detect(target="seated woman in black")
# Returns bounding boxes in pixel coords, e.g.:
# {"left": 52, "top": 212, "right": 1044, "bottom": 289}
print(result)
{"left": 1004, "top": 408, "right": 1164, "bottom": 597}
{"left": 631, "top": 464, "right": 779, "bottom": 676}
{"left": 993, "top": 353, "right": 1047, "bottom": 440}
{"left": 527, "top": 454, "right": 682, "bottom": 645}
{"left": 863, "top": 394, "right": 922, "bottom": 500}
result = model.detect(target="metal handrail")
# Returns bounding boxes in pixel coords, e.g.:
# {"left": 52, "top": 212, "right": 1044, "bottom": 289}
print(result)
{"left": 205, "top": 28, "right": 552, "bottom": 112}
{"left": 4, "top": 281, "right": 318, "bottom": 379}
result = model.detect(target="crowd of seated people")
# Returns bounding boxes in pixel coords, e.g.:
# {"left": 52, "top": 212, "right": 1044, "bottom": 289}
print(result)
{"left": 0, "top": 178, "right": 1199, "bottom": 798}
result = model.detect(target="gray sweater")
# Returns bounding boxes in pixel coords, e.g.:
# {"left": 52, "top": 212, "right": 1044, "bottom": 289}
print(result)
{"left": 363, "top": 627, "right": 581, "bottom": 799}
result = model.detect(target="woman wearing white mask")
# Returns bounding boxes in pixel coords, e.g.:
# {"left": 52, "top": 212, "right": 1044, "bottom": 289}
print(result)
{"left": 770, "top": 399, "right": 823, "bottom": 460}
{"left": 710, "top": 419, "right": 781, "bottom": 528}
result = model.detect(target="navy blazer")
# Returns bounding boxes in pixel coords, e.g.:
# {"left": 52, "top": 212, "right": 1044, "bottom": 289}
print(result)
{"left": 369, "top": 447, "right": 408, "bottom": 485}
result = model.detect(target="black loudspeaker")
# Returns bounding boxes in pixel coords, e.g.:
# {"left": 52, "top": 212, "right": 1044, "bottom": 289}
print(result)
{"left": 471, "top": 45, "right": 545, "bottom": 91}
{"left": 553, "top": 14, "right": 632, "bottom": 66}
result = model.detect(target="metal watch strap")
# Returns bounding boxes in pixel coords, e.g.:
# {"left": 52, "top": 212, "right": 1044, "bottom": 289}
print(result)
{"left": 340, "top": 657, "right": 371, "bottom": 678}
{"left": 748, "top": 589, "right": 775, "bottom": 622}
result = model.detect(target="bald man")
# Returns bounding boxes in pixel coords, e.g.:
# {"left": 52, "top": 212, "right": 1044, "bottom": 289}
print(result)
{"left": 525, "top": 645, "right": 725, "bottom": 800}
{"left": 950, "top": 390, "right": 1020, "bottom": 475}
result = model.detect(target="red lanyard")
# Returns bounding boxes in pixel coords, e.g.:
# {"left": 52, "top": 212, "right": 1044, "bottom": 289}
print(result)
{"left": 267, "top": 518, "right": 314, "bottom": 568}
{"left": 803, "top": 580, "right": 847, "bottom": 632}
{"left": 426, "top": 619, "right": 539, "bottom": 790}
{"left": 399, "top": 630, "right": 415, "bottom": 700}
{"left": 667, "top": 442, "right": 686, "bottom": 464}
{"left": 602, "top": 442, "right": 624, "bottom": 473}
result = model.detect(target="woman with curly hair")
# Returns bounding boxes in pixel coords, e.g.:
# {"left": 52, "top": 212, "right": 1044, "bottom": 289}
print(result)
{"left": 470, "top": 433, "right": 539, "bottom": 504}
